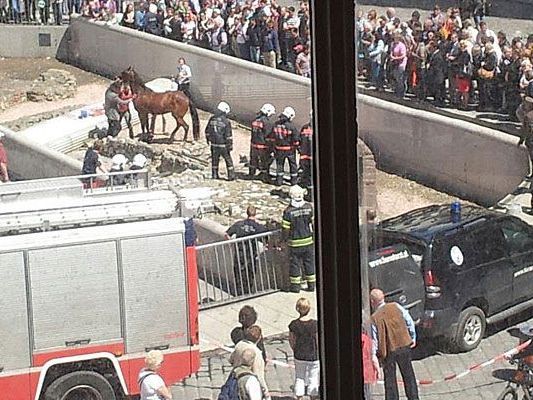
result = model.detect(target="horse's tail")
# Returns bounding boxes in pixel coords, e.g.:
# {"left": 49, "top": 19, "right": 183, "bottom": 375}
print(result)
{"left": 188, "top": 97, "right": 200, "bottom": 141}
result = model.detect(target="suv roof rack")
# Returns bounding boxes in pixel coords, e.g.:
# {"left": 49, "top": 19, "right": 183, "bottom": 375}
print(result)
{"left": 379, "top": 204, "right": 496, "bottom": 241}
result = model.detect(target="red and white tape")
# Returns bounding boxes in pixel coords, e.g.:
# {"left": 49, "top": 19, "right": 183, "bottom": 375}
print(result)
{"left": 381, "top": 339, "right": 532, "bottom": 386}
{"left": 202, "top": 337, "right": 532, "bottom": 385}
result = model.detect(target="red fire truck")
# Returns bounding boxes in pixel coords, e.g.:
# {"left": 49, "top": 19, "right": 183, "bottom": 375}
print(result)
{"left": 0, "top": 173, "right": 200, "bottom": 400}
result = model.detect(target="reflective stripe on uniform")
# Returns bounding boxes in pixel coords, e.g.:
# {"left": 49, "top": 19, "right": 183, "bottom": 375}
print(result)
{"left": 289, "top": 237, "right": 313, "bottom": 247}
{"left": 305, "top": 274, "right": 316, "bottom": 283}
{"left": 281, "top": 219, "right": 291, "bottom": 229}
{"left": 290, "top": 276, "right": 302, "bottom": 284}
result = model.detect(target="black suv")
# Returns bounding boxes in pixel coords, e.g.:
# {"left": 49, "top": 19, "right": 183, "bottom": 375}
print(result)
{"left": 371, "top": 204, "right": 533, "bottom": 352}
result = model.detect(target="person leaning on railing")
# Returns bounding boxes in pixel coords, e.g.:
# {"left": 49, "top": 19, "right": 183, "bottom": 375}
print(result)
{"left": 81, "top": 140, "right": 108, "bottom": 189}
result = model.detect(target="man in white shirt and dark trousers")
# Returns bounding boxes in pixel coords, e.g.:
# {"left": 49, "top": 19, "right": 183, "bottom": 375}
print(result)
{"left": 176, "top": 57, "right": 192, "bottom": 98}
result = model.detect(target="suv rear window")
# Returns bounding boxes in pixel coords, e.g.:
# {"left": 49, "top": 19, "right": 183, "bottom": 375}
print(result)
{"left": 372, "top": 235, "right": 426, "bottom": 268}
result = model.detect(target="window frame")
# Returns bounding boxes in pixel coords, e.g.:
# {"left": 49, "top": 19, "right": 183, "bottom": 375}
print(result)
{"left": 311, "top": 1, "right": 363, "bottom": 399}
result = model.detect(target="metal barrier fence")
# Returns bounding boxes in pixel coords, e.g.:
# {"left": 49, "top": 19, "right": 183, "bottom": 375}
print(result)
{"left": 196, "top": 230, "right": 285, "bottom": 309}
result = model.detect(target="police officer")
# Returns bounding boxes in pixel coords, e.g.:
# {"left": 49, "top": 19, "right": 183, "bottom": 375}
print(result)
{"left": 104, "top": 80, "right": 122, "bottom": 138}
{"left": 250, "top": 103, "right": 276, "bottom": 182}
{"left": 299, "top": 110, "right": 313, "bottom": 200}
{"left": 206, "top": 101, "right": 235, "bottom": 181}
{"left": 272, "top": 106, "right": 300, "bottom": 186}
{"left": 225, "top": 205, "right": 268, "bottom": 295}
{"left": 282, "top": 185, "right": 315, "bottom": 293}
{"left": 144, "top": 3, "right": 162, "bottom": 36}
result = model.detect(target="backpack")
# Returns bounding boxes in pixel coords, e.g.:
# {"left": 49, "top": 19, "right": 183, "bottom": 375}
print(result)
{"left": 217, "top": 370, "right": 253, "bottom": 400}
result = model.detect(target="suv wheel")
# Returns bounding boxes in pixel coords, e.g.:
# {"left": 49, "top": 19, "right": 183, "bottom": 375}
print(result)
{"left": 451, "top": 306, "right": 486, "bottom": 352}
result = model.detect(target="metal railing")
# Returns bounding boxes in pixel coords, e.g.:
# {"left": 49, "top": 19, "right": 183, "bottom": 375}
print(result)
{"left": 196, "top": 230, "right": 284, "bottom": 309}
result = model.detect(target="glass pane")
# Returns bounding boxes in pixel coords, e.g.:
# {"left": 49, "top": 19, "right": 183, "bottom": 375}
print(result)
{"left": 2, "top": 1, "right": 318, "bottom": 399}
{"left": 357, "top": 1, "right": 533, "bottom": 399}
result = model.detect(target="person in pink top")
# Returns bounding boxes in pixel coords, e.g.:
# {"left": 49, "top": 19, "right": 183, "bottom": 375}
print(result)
{"left": 390, "top": 33, "right": 408, "bottom": 98}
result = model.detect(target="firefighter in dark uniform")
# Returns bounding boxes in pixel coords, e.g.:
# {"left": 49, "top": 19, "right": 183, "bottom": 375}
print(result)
{"left": 272, "top": 106, "right": 300, "bottom": 186}
{"left": 249, "top": 103, "right": 276, "bottom": 182}
{"left": 282, "top": 185, "right": 315, "bottom": 293}
{"left": 225, "top": 205, "right": 268, "bottom": 295}
{"left": 205, "top": 101, "right": 235, "bottom": 181}
{"left": 298, "top": 111, "right": 313, "bottom": 200}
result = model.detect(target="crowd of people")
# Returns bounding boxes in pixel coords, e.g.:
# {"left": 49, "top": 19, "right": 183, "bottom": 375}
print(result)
{"left": 82, "top": 0, "right": 311, "bottom": 76}
{"left": 2, "top": 0, "right": 312, "bottom": 77}
{"left": 357, "top": 5, "right": 533, "bottom": 118}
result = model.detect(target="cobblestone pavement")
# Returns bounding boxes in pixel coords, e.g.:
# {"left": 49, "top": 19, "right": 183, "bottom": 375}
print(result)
{"left": 175, "top": 312, "right": 533, "bottom": 400}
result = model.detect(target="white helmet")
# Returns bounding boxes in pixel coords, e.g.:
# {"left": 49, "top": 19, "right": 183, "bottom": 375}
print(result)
{"left": 282, "top": 106, "right": 296, "bottom": 121}
{"left": 260, "top": 103, "right": 276, "bottom": 117}
{"left": 132, "top": 153, "right": 148, "bottom": 168}
{"left": 289, "top": 185, "right": 306, "bottom": 201}
{"left": 111, "top": 154, "right": 128, "bottom": 169}
{"left": 217, "top": 101, "right": 231, "bottom": 114}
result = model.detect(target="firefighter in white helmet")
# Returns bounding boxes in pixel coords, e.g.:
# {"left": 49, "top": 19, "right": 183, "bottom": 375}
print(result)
{"left": 249, "top": 103, "right": 276, "bottom": 182}
{"left": 205, "top": 102, "right": 235, "bottom": 180}
{"left": 271, "top": 106, "right": 299, "bottom": 186}
{"left": 110, "top": 153, "right": 128, "bottom": 186}
{"left": 282, "top": 185, "right": 315, "bottom": 292}
{"left": 129, "top": 153, "right": 148, "bottom": 186}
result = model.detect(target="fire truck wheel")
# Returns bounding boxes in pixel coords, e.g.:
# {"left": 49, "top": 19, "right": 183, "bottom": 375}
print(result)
{"left": 44, "top": 371, "right": 116, "bottom": 400}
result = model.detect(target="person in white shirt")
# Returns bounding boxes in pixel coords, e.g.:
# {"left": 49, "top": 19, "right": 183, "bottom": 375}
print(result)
{"left": 230, "top": 325, "right": 269, "bottom": 398}
{"left": 176, "top": 57, "right": 192, "bottom": 95}
{"left": 233, "top": 349, "right": 264, "bottom": 400}
{"left": 138, "top": 350, "right": 173, "bottom": 400}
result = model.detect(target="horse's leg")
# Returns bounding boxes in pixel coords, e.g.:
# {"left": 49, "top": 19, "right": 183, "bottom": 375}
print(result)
{"left": 162, "top": 115, "right": 166, "bottom": 134}
{"left": 149, "top": 114, "right": 156, "bottom": 135}
{"left": 139, "top": 113, "right": 147, "bottom": 135}
{"left": 171, "top": 115, "right": 188, "bottom": 143}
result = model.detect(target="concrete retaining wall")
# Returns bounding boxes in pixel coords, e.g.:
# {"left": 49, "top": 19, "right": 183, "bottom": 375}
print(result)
{"left": 0, "top": 125, "right": 81, "bottom": 179}
{"left": 358, "top": 94, "right": 529, "bottom": 206}
{"left": 0, "top": 25, "right": 68, "bottom": 58}
{"left": 358, "top": 0, "right": 533, "bottom": 20}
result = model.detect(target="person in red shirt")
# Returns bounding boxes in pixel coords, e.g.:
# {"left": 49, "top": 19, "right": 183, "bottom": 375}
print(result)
{"left": 0, "top": 132, "right": 10, "bottom": 183}
{"left": 118, "top": 82, "right": 135, "bottom": 139}
{"left": 362, "top": 329, "right": 379, "bottom": 400}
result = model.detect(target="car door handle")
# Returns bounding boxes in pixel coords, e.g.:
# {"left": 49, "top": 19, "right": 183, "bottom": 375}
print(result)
{"left": 145, "top": 344, "right": 170, "bottom": 352}
{"left": 65, "top": 339, "right": 91, "bottom": 346}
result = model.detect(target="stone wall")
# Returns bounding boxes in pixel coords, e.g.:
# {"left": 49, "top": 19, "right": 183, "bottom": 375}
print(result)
{"left": 0, "top": 25, "right": 67, "bottom": 58}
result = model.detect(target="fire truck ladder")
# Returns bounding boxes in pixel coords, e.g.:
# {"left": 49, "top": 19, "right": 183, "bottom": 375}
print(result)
{"left": 0, "top": 171, "right": 180, "bottom": 236}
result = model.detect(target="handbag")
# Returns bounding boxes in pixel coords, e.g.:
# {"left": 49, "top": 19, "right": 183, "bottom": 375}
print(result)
{"left": 477, "top": 67, "right": 494, "bottom": 80}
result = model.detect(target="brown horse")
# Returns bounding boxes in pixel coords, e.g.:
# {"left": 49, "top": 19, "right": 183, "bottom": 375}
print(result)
{"left": 120, "top": 66, "right": 200, "bottom": 142}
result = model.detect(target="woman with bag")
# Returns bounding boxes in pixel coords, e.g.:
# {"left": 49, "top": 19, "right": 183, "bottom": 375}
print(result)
{"left": 138, "top": 350, "right": 173, "bottom": 400}
{"left": 289, "top": 298, "right": 319, "bottom": 400}
{"left": 454, "top": 40, "right": 473, "bottom": 110}
{"left": 477, "top": 42, "right": 498, "bottom": 111}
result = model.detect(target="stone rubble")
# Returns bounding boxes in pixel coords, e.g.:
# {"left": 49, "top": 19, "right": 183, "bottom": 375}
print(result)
{"left": 98, "top": 136, "right": 294, "bottom": 228}
{"left": 26, "top": 69, "right": 77, "bottom": 102}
